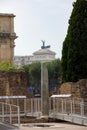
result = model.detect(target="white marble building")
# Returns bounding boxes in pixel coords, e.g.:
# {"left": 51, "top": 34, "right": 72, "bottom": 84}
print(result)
{"left": 14, "top": 46, "right": 56, "bottom": 66}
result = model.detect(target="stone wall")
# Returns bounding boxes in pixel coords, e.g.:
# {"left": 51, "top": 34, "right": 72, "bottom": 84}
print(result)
{"left": 0, "top": 71, "right": 29, "bottom": 97}
{"left": 59, "top": 79, "right": 87, "bottom": 100}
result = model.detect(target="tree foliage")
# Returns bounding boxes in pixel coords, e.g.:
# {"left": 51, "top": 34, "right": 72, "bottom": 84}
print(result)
{"left": 29, "top": 62, "right": 41, "bottom": 85}
{"left": 0, "top": 61, "right": 26, "bottom": 72}
{"left": 62, "top": 0, "right": 87, "bottom": 82}
{"left": 0, "top": 61, "right": 16, "bottom": 71}
{"left": 46, "top": 59, "right": 62, "bottom": 90}
{"left": 46, "top": 59, "right": 61, "bottom": 79}
{"left": 22, "top": 59, "right": 62, "bottom": 91}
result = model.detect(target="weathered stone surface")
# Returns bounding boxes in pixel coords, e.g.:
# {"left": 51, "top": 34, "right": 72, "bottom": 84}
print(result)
{"left": 59, "top": 79, "right": 87, "bottom": 99}
{"left": 58, "top": 82, "right": 72, "bottom": 95}
{"left": 0, "top": 71, "right": 29, "bottom": 97}
{"left": 0, "top": 13, "right": 17, "bottom": 63}
{"left": 41, "top": 63, "right": 49, "bottom": 116}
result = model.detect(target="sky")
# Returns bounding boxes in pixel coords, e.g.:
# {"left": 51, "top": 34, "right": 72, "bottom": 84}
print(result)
{"left": 0, "top": 0, "right": 75, "bottom": 58}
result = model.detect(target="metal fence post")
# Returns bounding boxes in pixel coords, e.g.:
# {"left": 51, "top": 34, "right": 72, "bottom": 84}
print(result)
{"left": 2, "top": 103, "right": 4, "bottom": 122}
{"left": 62, "top": 99, "right": 64, "bottom": 113}
{"left": 49, "top": 98, "right": 51, "bottom": 113}
{"left": 72, "top": 99, "right": 75, "bottom": 114}
{"left": 18, "top": 106, "right": 20, "bottom": 129}
{"left": 53, "top": 98, "right": 55, "bottom": 113}
{"left": 31, "top": 98, "right": 33, "bottom": 116}
{"left": 10, "top": 105, "right": 12, "bottom": 124}
{"left": 81, "top": 102, "right": 84, "bottom": 117}
{"left": 24, "top": 98, "right": 27, "bottom": 115}
{"left": 71, "top": 101, "right": 72, "bottom": 115}
{"left": 37, "top": 98, "right": 40, "bottom": 112}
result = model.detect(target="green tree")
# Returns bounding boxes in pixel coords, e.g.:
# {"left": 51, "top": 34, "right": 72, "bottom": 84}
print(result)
{"left": 22, "top": 64, "right": 30, "bottom": 72}
{"left": 46, "top": 59, "right": 62, "bottom": 90}
{"left": 22, "top": 59, "right": 62, "bottom": 93}
{"left": 46, "top": 59, "right": 61, "bottom": 79}
{"left": 29, "top": 62, "right": 41, "bottom": 86}
{"left": 62, "top": 0, "right": 87, "bottom": 82}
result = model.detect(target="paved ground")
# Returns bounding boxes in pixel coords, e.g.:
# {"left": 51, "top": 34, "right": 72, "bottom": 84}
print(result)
{"left": 0, "top": 124, "right": 18, "bottom": 130}
{"left": 0, "top": 123, "right": 87, "bottom": 130}
{"left": 20, "top": 123, "right": 87, "bottom": 130}
{"left": 0, "top": 124, "right": 14, "bottom": 130}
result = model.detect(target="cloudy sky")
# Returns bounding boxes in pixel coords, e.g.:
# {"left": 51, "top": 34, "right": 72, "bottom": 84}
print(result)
{"left": 0, "top": 0, "right": 75, "bottom": 58}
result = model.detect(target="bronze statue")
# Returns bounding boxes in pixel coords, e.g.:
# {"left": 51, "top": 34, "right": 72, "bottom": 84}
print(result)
{"left": 41, "top": 40, "right": 50, "bottom": 49}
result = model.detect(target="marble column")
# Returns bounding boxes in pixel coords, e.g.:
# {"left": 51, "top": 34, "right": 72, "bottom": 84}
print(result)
{"left": 41, "top": 63, "right": 49, "bottom": 116}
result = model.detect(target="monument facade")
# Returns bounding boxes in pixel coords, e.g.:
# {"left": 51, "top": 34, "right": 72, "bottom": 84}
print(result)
{"left": 14, "top": 42, "right": 56, "bottom": 66}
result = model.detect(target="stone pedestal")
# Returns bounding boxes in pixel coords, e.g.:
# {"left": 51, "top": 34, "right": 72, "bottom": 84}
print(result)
{"left": 41, "top": 63, "right": 49, "bottom": 116}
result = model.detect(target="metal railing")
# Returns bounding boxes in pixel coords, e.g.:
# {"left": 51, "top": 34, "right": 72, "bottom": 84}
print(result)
{"left": 0, "top": 98, "right": 42, "bottom": 116}
{"left": 49, "top": 98, "right": 87, "bottom": 117}
{"left": 0, "top": 102, "right": 20, "bottom": 128}
{"left": 0, "top": 97, "right": 87, "bottom": 117}
{"left": 25, "top": 98, "right": 42, "bottom": 116}
{"left": 0, "top": 97, "right": 87, "bottom": 126}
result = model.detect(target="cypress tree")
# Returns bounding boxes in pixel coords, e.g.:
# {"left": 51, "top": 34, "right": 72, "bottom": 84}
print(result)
{"left": 62, "top": 0, "right": 87, "bottom": 82}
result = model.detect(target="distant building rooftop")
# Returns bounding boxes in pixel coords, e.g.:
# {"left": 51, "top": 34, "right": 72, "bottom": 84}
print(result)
{"left": 33, "top": 48, "right": 56, "bottom": 55}
{"left": 14, "top": 41, "right": 56, "bottom": 66}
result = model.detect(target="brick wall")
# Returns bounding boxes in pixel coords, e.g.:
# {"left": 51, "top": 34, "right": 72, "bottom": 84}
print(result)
{"left": 59, "top": 79, "right": 87, "bottom": 99}
{"left": 0, "top": 71, "right": 29, "bottom": 97}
